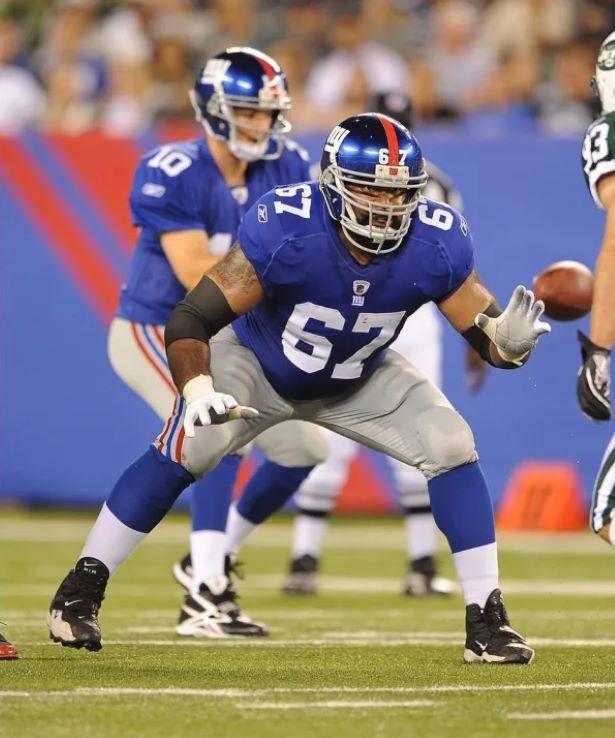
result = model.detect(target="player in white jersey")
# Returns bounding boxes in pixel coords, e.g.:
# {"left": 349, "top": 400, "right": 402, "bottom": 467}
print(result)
{"left": 277, "top": 93, "right": 486, "bottom": 597}
{"left": 578, "top": 31, "right": 615, "bottom": 544}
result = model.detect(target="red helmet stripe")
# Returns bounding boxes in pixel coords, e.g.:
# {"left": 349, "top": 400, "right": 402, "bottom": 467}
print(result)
{"left": 254, "top": 54, "right": 277, "bottom": 81}
{"left": 378, "top": 115, "right": 399, "bottom": 166}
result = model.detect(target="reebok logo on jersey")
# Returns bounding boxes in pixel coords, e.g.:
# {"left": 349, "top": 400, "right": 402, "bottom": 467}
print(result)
{"left": 258, "top": 204, "right": 268, "bottom": 223}
{"left": 352, "top": 280, "right": 370, "bottom": 306}
{"left": 142, "top": 183, "right": 166, "bottom": 198}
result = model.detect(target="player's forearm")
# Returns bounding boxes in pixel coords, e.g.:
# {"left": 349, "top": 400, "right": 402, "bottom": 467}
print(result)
{"left": 590, "top": 217, "right": 615, "bottom": 349}
{"left": 164, "top": 275, "right": 239, "bottom": 393}
{"left": 180, "top": 255, "right": 222, "bottom": 291}
{"left": 166, "top": 338, "right": 212, "bottom": 394}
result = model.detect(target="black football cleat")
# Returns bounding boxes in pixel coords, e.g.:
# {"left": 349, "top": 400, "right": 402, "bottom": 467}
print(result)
{"left": 464, "top": 589, "right": 534, "bottom": 664}
{"left": 281, "top": 554, "right": 319, "bottom": 595}
{"left": 173, "top": 553, "right": 243, "bottom": 591}
{"left": 403, "top": 555, "right": 454, "bottom": 597}
{"left": 172, "top": 552, "right": 193, "bottom": 591}
{"left": 0, "top": 629, "right": 19, "bottom": 660}
{"left": 176, "top": 575, "right": 268, "bottom": 638}
{"left": 48, "top": 558, "right": 109, "bottom": 652}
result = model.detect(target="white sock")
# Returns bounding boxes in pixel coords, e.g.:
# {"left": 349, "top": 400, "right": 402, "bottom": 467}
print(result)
{"left": 404, "top": 513, "right": 438, "bottom": 561}
{"left": 80, "top": 503, "right": 146, "bottom": 575}
{"left": 452, "top": 542, "right": 499, "bottom": 608}
{"left": 225, "top": 504, "right": 256, "bottom": 555}
{"left": 291, "top": 514, "right": 328, "bottom": 559}
{"left": 190, "top": 530, "right": 227, "bottom": 594}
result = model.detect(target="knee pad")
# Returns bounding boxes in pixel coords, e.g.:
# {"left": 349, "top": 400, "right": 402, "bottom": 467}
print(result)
{"left": 182, "top": 426, "right": 234, "bottom": 479}
{"left": 415, "top": 406, "right": 476, "bottom": 475}
{"left": 258, "top": 422, "right": 330, "bottom": 467}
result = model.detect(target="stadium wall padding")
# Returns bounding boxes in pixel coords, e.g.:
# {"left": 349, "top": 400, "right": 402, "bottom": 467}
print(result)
{"left": 1, "top": 127, "right": 612, "bottom": 512}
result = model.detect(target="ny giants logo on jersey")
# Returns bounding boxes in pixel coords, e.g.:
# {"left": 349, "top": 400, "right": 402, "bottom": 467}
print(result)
{"left": 324, "top": 126, "right": 350, "bottom": 163}
{"left": 352, "top": 280, "right": 370, "bottom": 306}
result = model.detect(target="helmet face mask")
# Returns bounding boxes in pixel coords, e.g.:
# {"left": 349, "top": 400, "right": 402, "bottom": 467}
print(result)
{"left": 190, "top": 47, "right": 292, "bottom": 162}
{"left": 593, "top": 31, "right": 615, "bottom": 115}
{"left": 319, "top": 115, "right": 428, "bottom": 255}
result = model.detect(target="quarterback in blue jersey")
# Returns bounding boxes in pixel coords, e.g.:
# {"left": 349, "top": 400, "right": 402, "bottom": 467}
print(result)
{"left": 49, "top": 113, "right": 549, "bottom": 664}
{"left": 105, "top": 47, "right": 328, "bottom": 638}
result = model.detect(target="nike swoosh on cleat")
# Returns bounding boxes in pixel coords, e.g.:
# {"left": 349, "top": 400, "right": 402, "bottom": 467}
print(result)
{"left": 475, "top": 640, "right": 487, "bottom": 651}
{"left": 64, "top": 600, "right": 82, "bottom": 607}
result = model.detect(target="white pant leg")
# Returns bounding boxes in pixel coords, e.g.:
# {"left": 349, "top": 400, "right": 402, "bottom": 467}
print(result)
{"left": 294, "top": 430, "right": 359, "bottom": 514}
{"left": 108, "top": 317, "right": 176, "bottom": 421}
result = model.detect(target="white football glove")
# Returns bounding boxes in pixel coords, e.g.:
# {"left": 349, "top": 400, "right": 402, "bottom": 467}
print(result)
{"left": 474, "top": 285, "right": 551, "bottom": 365}
{"left": 182, "top": 375, "right": 259, "bottom": 438}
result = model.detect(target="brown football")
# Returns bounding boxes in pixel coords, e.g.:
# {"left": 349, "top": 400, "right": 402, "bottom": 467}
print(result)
{"left": 532, "top": 260, "right": 594, "bottom": 321}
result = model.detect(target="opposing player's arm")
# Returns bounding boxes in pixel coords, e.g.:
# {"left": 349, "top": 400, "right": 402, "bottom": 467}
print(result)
{"left": 439, "top": 270, "right": 550, "bottom": 368}
{"left": 163, "top": 244, "right": 264, "bottom": 434}
{"left": 589, "top": 174, "right": 615, "bottom": 349}
{"left": 161, "top": 230, "right": 222, "bottom": 291}
{"left": 576, "top": 174, "right": 615, "bottom": 421}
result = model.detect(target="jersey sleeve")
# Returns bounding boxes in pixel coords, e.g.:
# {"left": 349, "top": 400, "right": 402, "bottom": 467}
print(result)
{"left": 129, "top": 147, "right": 205, "bottom": 234}
{"left": 282, "top": 138, "right": 311, "bottom": 181}
{"left": 431, "top": 208, "right": 475, "bottom": 303}
{"left": 237, "top": 190, "right": 289, "bottom": 297}
{"left": 582, "top": 113, "right": 615, "bottom": 210}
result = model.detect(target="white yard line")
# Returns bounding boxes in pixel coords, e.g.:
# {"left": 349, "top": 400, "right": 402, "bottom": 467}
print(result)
{"left": 508, "top": 709, "right": 615, "bottom": 720}
{"left": 27, "top": 636, "right": 615, "bottom": 648}
{"left": 1, "top": 520, "right": 607, "bottom": 553}
{"left": 8, "top": 578, "right": 615, "bottom": 597}
{"left": 237, "top": 700, "right": 434, "bottom": 710}
{"left": 2, "top": 683, "right": 615, "bottom": 699}
{"left": 9, "top": 608, "right": 615, "bottom": 623}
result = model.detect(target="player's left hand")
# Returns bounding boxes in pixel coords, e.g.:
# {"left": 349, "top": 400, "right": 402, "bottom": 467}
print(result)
{"left": 577, "top": 331, "right": 611, "bottom": 421}
{"left": 475, "top": 285, "right": 551, "bottom": 365}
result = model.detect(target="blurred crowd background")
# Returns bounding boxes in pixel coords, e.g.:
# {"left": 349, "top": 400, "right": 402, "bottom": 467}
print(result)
{"left": 0, "top": 0, "right": 613, "bottom": 137}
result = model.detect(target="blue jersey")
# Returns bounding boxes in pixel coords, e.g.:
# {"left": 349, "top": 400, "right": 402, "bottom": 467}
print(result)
{"left": 233, "top": 183, "right": 474, "bottom": 400}
{"left": 118, "top": 138, "right": 310, "bottom": 325}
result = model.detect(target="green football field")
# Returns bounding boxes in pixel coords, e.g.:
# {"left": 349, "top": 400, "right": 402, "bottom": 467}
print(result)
{"left": 3, "top": 510, "right": 615, "bottom": 738}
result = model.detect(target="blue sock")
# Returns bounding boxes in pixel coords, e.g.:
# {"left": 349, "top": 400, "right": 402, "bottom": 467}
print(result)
{"left": 107, "top": 446, "right": 194, "bottom": 534}
{"left": 427, "top": 461, "right": 495, "bottom": 553}
{"left": 190, "top": 454, "right": 242, "bottom": 532}
{"left": 236, "top": 461, "right": 314, "bottom": 525}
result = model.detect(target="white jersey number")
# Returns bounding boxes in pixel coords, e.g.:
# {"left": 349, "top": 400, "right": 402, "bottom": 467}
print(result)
{"left": 274, "top": 183, "right": 312, "bottom": 219}
{"left": 147, "top": 146, "right": 192, "bottom": 177}
{"left": 417, "top": 202, "right": 453, "bottom": 231}
{"left": 282, "top": 303, "right": 405, "bottom": 378}
{"left": 583, "top": 122, "right": 610, "bottom": 175}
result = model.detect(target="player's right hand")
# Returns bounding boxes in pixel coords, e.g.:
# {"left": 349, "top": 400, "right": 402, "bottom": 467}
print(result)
{"left": 577, "top": 331, "right": 611, "bottom": 421}
{"left": 181, "top": 375, "right": 259, "bottom": 437}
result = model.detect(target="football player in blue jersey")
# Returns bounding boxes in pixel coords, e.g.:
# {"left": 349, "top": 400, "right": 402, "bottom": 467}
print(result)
{"left": 105, "top": 47, "right": 328, "bottom": 637}
{"left": 49, "top": 112, "right": 549, "bottom": 663}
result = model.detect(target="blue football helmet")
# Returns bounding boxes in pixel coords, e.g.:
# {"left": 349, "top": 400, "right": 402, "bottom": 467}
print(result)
{"left": 190, "top": 47, "right": 292, "bottom": 161}
{"left": 319, "top": 113, "right": 428, "bottom": 254}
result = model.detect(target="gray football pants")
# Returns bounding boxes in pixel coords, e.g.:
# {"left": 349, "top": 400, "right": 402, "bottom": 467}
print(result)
{"left": 109, "top": 316, "right": 328, "bottom": 469}
{"left": 155, "top": 326, "right": 477, "bottom": 482}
